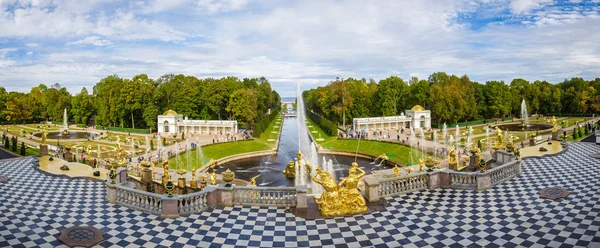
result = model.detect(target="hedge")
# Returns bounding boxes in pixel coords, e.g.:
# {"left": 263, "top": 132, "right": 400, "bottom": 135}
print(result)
{"left": 76, "top": 124, "right": 86, "bottom": 128}
{"left": 253, "top": 106, "right": 281, "bottom": 138}
{"left": 95, "top": 125, "right": 151, "bottom": 134}
{"left": 306, "top": 110, "right": 338, "bottom": 136}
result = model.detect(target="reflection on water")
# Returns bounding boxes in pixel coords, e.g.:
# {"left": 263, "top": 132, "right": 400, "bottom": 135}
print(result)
{"left": 215, "top": 116, "right": 392, "bottom": 187}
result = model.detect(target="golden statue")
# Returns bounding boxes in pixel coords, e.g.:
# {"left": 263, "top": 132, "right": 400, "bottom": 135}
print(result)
{"left": 419, "top": 159, "right": 425, "bottom": 173}
{"left": 162, "top": 160, "right": 170, "bottom": 186}
{"left": 338, "top": 162, "right": 368, "bottom": 215}
{"left": 493, "top": 127, "right": 505, "bottom": 149}
{"left": 40, "top": 129, "right": 47, "bottom": 145}
{"left": 448, "top": 145, "right": 458, "bottom": 168}
{"left": 312, "top": 167, "right": 343, "bottom": 216}
{"left": 210, "top": 171, "right": 217, "bottom": 185}
{"left": 548, "top": 116, "right": 558, "bottom": 132}
{"left": 506, "top": 134, "right": 515, "bottom": 150}
{"left": 378, "top": 153, "right": 388, "bottom": 161}
{"left": 115, "top": 135, "right": 121, "bottom": 150}
{"left": 297, "top": 151, "right": 303, "bottom": 161}
{"left": 283, "top": 160, "right": 296, "bottom": 179}
{"left": 87, "top": 145, "right": 92, "bottom": 156}
{"left": 248, "top": 174, "right": 260, "bottom": 186}
{"left": 393, "top": 165, "right": 399, "bottom": 177}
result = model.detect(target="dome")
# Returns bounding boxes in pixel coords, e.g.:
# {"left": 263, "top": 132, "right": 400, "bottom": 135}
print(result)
{"left": 163, "top": 109, "right": 178, "bottom": 116}
{"left": 411, "top": 105, "right": 425, "bottom": 111}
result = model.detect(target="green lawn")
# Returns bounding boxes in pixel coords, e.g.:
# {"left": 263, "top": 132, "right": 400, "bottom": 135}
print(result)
{"left": 321, "top": 139, "right": 425, "bottom": 166}
{"left": 167, "top": 112, "right": 283, "bottom": 170}
{"left": 305, "top": 118, "right": 337, "bottom": 144}
{"left": 307, "top": 118, "right": 424, "bottom": 165}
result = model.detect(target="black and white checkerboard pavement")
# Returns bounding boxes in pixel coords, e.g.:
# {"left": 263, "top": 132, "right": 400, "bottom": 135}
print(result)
{"left": 1, "top": 143, "right": 599, "bottom": 247}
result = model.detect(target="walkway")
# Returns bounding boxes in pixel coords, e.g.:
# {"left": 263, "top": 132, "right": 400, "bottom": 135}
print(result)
{"left": 1, "top": 143, "right": 599, "bottom": 247}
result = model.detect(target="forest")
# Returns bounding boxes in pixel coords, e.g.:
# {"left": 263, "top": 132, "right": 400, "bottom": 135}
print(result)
{"left": 0, "top": 74, "right": 281, "bottom": 131}
{"left": 304, "top": 72, "right": 600, "bottom": 127}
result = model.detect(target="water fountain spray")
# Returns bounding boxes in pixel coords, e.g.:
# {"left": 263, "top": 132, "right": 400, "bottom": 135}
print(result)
{"left": 455, "top": 125, "right": 460, "bottom": 148}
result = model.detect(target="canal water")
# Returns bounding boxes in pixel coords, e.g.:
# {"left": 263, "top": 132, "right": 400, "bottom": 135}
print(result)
{"left": 214, "top": 115, "right": 392, "bottom": 187}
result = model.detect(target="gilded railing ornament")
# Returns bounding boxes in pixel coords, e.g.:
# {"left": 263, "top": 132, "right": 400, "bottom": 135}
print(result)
{"left": 210, "top": 171, "right": 217, "bottom": 185}
{"left": 222, "top": 168, "right": 235, "bottom": 187}
{"left": 108, "top": 163, "right": 117, "bottom": 184}
{"left": 448, "top": 145, "right": 458, "bottom": 167}
{"left": 312, "top": 162, "right": 368, "bottom": 216}
{"left": 40, "top": 129, "right": 47, "bottom": 145}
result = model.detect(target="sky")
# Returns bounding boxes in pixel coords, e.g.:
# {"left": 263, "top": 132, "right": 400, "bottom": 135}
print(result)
{"left": 0, "top": 0, "right": 599, "bottom": 97}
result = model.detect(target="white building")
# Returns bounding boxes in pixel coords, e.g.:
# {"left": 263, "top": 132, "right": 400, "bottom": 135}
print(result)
{"left": 353, "top": 105, "right": 431, "bottom": 131}
{"left": 157, "top": 109, "right": 238, "bottom": 135}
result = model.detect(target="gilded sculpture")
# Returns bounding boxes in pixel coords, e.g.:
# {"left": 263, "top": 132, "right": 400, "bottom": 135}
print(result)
{"left": 506, "top": 134, "right": 515, "bottom": 151}
{"left": 248, "top": 174, "right": 260, "bottom": 186}
{"left": 312, "top": 163, "right": 368, "bottom": 216}
{"left": 283, "top": 160, "right": 296, "bottom": 179}
{"left": 448, "top": 145, "right": 458, "bottom": 166}
{"left": 162, "top": 160, "right": 170, "bottom": 186}
{"left": 337, "top": 162, "right": 368, "bottom": 215}
{"left": 210, "top": 171, "right": 217, "bottom": 185}
{"left": 40, "top": 129, "right": 47, "bottom": 145}
{"left": 548, "top": 116, "right": 558, "bottom": 132}
{"left": 393, "top": 165, "right": 399, "bottom": 177}
{"left": 493, "top": 127, "right": 505, "bottom": 149}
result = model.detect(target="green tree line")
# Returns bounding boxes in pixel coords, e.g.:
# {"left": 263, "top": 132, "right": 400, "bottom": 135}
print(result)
{"left": 0, "top": 74, "right": 280, "bottom": 131}
{"left": 303, "top": 72, "right": 600, "bottom": 127}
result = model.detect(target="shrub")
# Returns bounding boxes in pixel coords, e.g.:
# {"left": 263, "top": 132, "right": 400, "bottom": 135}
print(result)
{"left": 572, "top": 130, "right": 577, "bottom": 139}
{"left": 76, "top": 124, "right": 86, "bottom": 128}
{"left": 181, "top": 132, "right": 184, "bottom": 140}
{"left": 306, "top": 110, "right": 338, "bottom": 136}
{"left": 162, "top": 137, "right": 166, "bottom": 146}
{"left": 150, "top": 140, "right": 154, "bottom": 150}
{"left": 253, "top": 106, "right": 281, "bottom": 138}
{"left": 11, "top": 137, "right": 17, "bottom": 152}
{"left": 20, "top": 142, "right": 25, "bottom": 156}
{"left": 5, "top": 139, "right": 9, "bottom": 150}
{"left": 134, "top": 145, "right": 139, "bottom": 149}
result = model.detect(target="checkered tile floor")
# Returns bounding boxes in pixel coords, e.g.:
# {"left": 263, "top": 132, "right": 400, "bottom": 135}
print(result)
{"left": 1, "top": 143, "right": 599, "bottom": 248}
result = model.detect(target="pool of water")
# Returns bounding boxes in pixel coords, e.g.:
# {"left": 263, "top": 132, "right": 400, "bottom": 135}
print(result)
{"left": 494, "top": 123, "right": 552, "bottom": 132}
{"left": 215, "top": 115, "right": 392, "bottom": 187}
{"left": 34, "top": 131, "right": 98, "bottom": 140}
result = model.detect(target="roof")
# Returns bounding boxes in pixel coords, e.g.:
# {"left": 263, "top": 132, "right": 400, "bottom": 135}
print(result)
{"left": 411, "top": 105, "right": 425, "bottom": 111}
{"left": 163, "top": 109, "right": 178, "bottom": 116}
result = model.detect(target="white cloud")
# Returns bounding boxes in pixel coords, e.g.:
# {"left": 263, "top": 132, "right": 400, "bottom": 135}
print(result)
{"left": 509, "top": 0, "right": 554, "bottom": 14}
{"left": 67, "top": 36, "right": 112, "bottom": 46}
{"left": 25, "top": 42, "right": 39, "bottom": 47}
{"left": 0, "top": 0, "right": 599, "bottom": 97}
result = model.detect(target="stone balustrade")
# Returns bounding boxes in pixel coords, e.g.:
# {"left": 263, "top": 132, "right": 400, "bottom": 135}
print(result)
{"left": 378, "top": 172, "right": 429, "bottom": 197}
{"left": 488, "top": 160, "right": 521, "bottom": 186}
{"left": 178, "top": 188, "right": 212, "bottom": 216}
{"left": 232, "top": 186, "right": 298, "bottom": 207}
{"left": 363, "top": 160, "right": 522, "bottom": 202}
{"left": 112, "top": 184, "right": 163, "bottom": 216}
{"left": 449, "top": 171, "right": 478, "bottom": 190}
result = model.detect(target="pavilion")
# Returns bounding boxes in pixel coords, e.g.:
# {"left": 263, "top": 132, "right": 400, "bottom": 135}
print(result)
{"left": 352, "top": 105, "right": 431, "bottom": 131}
{"left": 157, "top": 110, "right": 238, "bottom": 135}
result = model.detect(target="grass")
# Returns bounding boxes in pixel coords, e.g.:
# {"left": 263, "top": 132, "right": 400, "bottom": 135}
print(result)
{"left": 307, "top": 117, "right": 424, "bottom": 165}
{"left": 166, "top": 113, "right": 283, "bottom": 170}
{"left": 321, "top": 139, "right": 425, "bottom": 166}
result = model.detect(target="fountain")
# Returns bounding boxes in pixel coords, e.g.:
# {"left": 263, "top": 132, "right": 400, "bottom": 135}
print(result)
{"left": 467, "top": 126, "right": 473, "bottom": 148}
{"left": 521, "top": 99, "right": 528, "bottom": 127}
{"left": 296, "top": 82, "right": 323, "bottom": 195}
{"left": 61, "top": 108, "right": 69, "bottom": 135}
{"left": 432, "top": 130, "right": 438, "bottom": 158}
{"left": 409, "top": 127, "right": 416, "bottom": 166}
{"left": 455, "top": 125, "right": 460, "bottom": 148}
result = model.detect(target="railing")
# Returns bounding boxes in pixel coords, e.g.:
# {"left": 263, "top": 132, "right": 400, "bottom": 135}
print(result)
{"left": 378, "top": 172, "right": 428, "bottom": 197}
{"left": 488, "top": 161, "right": 521, "bottom": 186}
{"left": 449, "top": 171, "right": 478, "bottom": 190}
{"left": 115, "top": 184, "right": 163, "bottom": 216}
{"left": 233, "top": 186, "right": 297, "bottom": 207}
{"left": 178, "top": 188, "right": 212, "bottom": 216}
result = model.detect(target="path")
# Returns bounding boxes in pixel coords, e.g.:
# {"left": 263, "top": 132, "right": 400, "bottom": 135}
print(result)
{"left": 1, "top": 142, "right": 599, "bottom": 247}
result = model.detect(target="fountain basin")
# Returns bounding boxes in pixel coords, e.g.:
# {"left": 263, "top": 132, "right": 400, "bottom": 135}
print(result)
{"left": 212, "top": 155, "right": 385, "bottom": 187}
{"left": 493, "top": 123, "right": 552, "bottom": 132}
{"left": 34, "top": 131, "right": 98, "bottom": 140}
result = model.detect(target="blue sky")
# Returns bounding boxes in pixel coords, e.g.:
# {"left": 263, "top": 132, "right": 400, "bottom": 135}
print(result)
{"left": 0, "top": 0, "right": 599, "bottom": 97}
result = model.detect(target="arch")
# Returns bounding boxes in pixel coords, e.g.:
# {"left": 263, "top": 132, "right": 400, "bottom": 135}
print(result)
{"left": 163, "top": 120, "right": 170, "bottom": 133}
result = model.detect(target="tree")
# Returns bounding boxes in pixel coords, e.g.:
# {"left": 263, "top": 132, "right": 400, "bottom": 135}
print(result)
{"left": 4, "top": 92, "right": 31, "bottom": 123}
{"left": 226, "top": 89, "right": 258, "bottom": 127}
{"left": 150, "top": 140, "right": 154, "bottom": 151}
{"left": 71, "top": 87, "right": 94, "bottom": 125}
{"left": 11, "top": 136, "right": 17, "bottom": 152}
